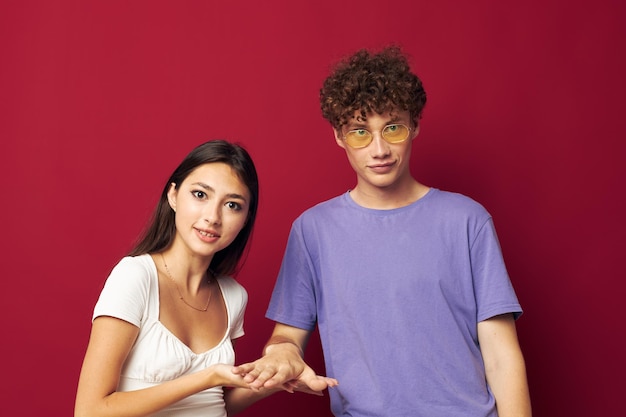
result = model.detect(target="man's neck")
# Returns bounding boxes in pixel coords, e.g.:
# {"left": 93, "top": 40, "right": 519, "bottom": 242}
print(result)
{"left": 349, "top": 179, "right": 430, "bottom": 210}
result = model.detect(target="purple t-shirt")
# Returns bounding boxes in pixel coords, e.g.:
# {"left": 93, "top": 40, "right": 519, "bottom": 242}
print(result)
{"left": 266, "top": 188, "right": 522, "bottom": 417}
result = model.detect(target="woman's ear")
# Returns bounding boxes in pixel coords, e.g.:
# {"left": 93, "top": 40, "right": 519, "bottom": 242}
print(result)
{"left": 166, "top": 182, "right": 177, "bottom": 212}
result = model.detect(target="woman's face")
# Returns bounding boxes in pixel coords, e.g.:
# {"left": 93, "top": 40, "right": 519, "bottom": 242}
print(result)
{"left": 167, "top": 162, "right": 251, "bottom": 259}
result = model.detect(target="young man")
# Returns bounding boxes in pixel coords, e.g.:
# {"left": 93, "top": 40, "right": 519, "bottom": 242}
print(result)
{"left": 233, "top": 46, "right": 531, "bottom": 416}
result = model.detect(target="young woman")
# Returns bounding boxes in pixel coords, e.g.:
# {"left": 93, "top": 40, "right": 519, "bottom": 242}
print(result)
{"left": 75, "top": 140, "right": 279, "bottom": 416}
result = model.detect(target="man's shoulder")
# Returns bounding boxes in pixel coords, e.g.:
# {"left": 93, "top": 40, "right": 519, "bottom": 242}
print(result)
{"left": 299, "top": 193, "right": 347, "bottom": 217}
{"left": 287, "top": 193, "right": 349, "bottom": 233}
{"left": 427, "top": 188, "right": 490, "bottom": 217}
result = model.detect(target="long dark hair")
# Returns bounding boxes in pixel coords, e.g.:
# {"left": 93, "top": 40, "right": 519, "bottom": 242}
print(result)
{"left": 129, "top": 140, "right": 259, "bottom": 277}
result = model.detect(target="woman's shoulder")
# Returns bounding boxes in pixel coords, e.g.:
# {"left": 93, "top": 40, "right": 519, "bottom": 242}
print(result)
{"left": 105, "top": 254, "right": 157, "bottom": 290}
{"left": 216, "top": 275, "right": 248, "bottom": 303}
{"left": 94, "top": 254, "right": 157, "bottom": 324}
{"left": 114, "top": 253, "right": 155, "bottom": 270}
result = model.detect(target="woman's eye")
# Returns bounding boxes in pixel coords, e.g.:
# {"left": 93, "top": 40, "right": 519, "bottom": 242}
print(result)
{"left": 226, "top": 201, "right": 242, "bottom": 211}
{"left": 192, "top": 190, "right": 206, "bottom": 199}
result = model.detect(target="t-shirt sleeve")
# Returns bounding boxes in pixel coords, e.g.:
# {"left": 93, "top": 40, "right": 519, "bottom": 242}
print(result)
{"left": 471, "top": 218, "right": 523, "bottom": 322}
{"left": 92, "top": 257, "right": 151, "bottom": 327}
{"left": 266, "top": 218, "right": 318, "bottom": 331}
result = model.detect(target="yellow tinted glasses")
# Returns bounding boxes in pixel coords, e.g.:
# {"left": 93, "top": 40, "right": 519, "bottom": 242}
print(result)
{"left": 343, "top": 124, "right": 411, "bottom": 149}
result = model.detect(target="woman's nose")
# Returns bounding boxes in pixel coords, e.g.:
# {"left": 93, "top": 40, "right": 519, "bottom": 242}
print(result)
{"left": 204, "top": 203, "right": 222, "bottom": 225}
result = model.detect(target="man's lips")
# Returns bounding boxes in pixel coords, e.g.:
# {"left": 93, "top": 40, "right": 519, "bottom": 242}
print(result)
{"left": 368, "top": 161, "right": 396, "bottom": 172}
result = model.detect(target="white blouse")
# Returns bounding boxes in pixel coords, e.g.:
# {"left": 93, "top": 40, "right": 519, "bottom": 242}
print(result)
{"left": 93, "top": 254, "right": 248, "bottom": 417}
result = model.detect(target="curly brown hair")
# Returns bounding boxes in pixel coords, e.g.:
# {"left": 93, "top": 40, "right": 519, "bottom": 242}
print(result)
{"left": 320, "top": 46, "right": 427, "bottom": 130}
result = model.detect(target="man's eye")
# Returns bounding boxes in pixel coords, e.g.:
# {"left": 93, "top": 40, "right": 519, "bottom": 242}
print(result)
{"left": 355, "top": 129, "right": 368, "bottom": 136}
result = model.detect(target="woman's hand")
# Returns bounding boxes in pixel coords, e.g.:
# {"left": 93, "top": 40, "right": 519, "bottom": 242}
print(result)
{"left": 206, "top": 363, "right": 251, "bottom": 388}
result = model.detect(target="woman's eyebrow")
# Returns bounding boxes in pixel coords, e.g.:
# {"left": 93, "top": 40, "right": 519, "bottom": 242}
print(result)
{"left": 227, "top": 193, "right": 248, "bottom": 202}
{"left": 192, "top": 182, "right": 215, "bottom": 192}
{"left": 192, "top": 182, "right": 247, "bottom": 202}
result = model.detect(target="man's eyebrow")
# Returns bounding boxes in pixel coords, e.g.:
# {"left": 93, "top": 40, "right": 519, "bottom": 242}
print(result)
{"left": 346, "top": 116, "right": 404, "bottom": 129}
{"left": 192, "top": 182, "right": 248, "bottom": 201}
{"left": 346, "top": 120, "right": 368, "bottom": 129}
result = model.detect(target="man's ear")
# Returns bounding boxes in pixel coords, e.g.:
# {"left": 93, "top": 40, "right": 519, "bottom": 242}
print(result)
{"left": 166, "top": 183, "right": 177, "bottom": 212}
{"left": 333, "top": 128, "right": 346, "bottom": 149}
{"left": 411, "top": 123, "right": 420, "bottom": 140}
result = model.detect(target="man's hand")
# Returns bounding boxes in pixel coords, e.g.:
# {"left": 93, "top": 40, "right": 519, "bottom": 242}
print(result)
{"left": 232, "top": 342, "right": 338, "bottom": 393}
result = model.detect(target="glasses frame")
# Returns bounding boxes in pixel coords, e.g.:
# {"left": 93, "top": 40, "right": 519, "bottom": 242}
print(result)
{"left": 342, "top": 123, "right": 412, "bottom": 149}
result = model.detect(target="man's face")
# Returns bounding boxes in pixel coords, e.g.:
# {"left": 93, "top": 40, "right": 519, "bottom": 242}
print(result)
{"left": 333, "top": 110, "right": 419, "bottom": 194}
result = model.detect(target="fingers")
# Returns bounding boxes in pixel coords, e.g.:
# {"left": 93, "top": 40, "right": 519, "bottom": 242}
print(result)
{"left": 210, "top": 363, "right": 250, "bottom": 388}
{"left": 232, "top": 356, "right": 305, "bottom": 389}
{"left": 256, "top": 367, "right": 295, "bottom": 389}
{"left": 231, "top": 363, "right": 254, "bottom": 376}
{"left": 282, "top": 380, "right": 298, "bottom": 394}
{"left": 286, "top": 374, "right": 339, "bottom": 396}
{"left": 321, "top": 376, "right": 339, "bottom": 388}
{"left": 230, "top": 360, "right": 274, "bottom": 387}
{"left": 231, "top": 362, "right": 339, "bottom": 396}
{"left": 301, "top": 373, "right": 337, "bottom": 392}
{"left": 231, "top": 365, "right": 285, "bottom": 389}
{"left": 231, "top": 355, "right": 339, "bottom": 394}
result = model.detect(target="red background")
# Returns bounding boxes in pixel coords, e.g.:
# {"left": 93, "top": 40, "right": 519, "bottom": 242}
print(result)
{"left": 1, "top": 1, "right": 624, "bottom": 415}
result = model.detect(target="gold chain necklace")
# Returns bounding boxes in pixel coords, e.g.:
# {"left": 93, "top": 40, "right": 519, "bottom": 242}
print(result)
{"left": 161, "top": 253, "right": 212, "bottom": 312}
